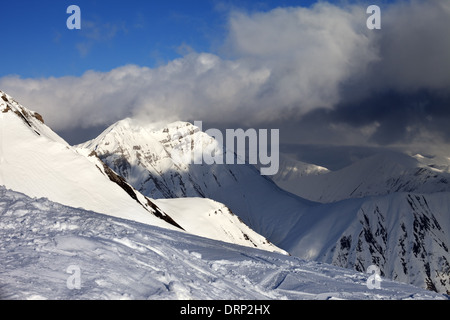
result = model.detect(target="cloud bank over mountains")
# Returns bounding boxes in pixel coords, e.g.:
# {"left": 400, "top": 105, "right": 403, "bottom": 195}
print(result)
{"left": 1, "top": 1, "right": 449, "bottom": 148}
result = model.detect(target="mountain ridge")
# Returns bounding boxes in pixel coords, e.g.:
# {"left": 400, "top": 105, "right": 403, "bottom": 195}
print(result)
{"left": 78, "top": 118, "right": 313, "bottom": 244}
{"left": 282, "top": 191, "right": 450, "bottom": 294}
{"left": 0, "top": 90, "right": 285, "bottom": 253}
{"left": 80, "top": 116, "right": 450, "bottom": 294}
{"left": 1, "top": 90, "right": 449, "bottom": 294}
{"left": 277, "top": 150, "right": 450, "bottom": 203}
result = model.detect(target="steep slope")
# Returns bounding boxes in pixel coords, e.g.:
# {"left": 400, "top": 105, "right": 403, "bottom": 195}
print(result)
{"left": 284, "top": 192, "right": 450, "bottom": 294}
{"left": 0, "top": 91, "right": 172, "bottom": 229}
{"left": 154, "top": 197, "right": 285, "bottom": 253}
{"left": 0, "top": 186, "right": 446, "bottom": 300}
{"left": 281, "top": 151, "right": 450, "bottom": 203}
{"left": 0, "top": 90, "right": 284, "bottom": 252}
{"left": 79, "top": 118, "right": 312, "bottom": 243}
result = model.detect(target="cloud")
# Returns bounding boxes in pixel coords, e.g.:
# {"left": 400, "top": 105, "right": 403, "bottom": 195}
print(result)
{"left": 0, "top": 3, "right": 373, "bottom": 127}
{"left": 0, "top": 55, "right": 271, "bottom": 132}
{"left": 223, "top": 3, "right": 377, "bottom": 113}
{"left": 331, "top": 0, "right": 450, "bottom": 146}
{"left": 373, "top": 0, "right": 450, "bottom": 91}
{"left": 1, "top": 1, "right": 449, "bottom": 149}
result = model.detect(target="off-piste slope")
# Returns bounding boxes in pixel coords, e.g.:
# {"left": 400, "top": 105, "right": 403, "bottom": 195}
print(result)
{"left": 0, "top": 186, "right": 446, "bottom": 300}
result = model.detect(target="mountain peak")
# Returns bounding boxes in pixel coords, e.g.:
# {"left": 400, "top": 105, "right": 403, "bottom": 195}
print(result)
{"left": 0, "top": 90, "right": 181, "bottom": 230}
{"left": 1, "top": 90, "right": 44, "bottom": 123}
{"left": 84, "top": 118, "right": 200, "bottom": 151}
{"left": 109, "top": 118, "right": 196, "bottom": 133}
{"left": 1, "top": 89, "right": 69, "bottom": 145}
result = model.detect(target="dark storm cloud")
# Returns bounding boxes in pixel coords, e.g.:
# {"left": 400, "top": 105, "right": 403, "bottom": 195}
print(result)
{"left": 295, "top": 0, "right": 450, "bottom": 147}
{"left": 326, "top": 89, "right": 450, "bottom": 145}
{"left": 374, "top": 0, "right": 450, "bottom": 91}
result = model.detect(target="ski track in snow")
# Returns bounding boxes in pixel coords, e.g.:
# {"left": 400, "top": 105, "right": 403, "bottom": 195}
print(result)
{"left": 0, "top": 187, "right": 446, "bottom": 300}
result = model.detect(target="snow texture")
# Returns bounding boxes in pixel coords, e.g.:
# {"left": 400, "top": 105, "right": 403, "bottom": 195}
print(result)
{"left": 0, "top": 90, "right": 283, "bottom": 253}
{"left": 0, "top": 187, "right": 446, "bottom": 300}
{"left": 80, "top": 118, "right": 450, "bottom": 294}
{"left": 1, "top": 90, "right": 449, "bottom": 298}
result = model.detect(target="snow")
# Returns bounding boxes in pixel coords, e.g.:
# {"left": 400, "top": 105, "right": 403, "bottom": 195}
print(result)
{"left": 1, "top": 90, "right": 449, "bottom": 298}
{"left": 279, "top": 151, "right": 450, "bottom": 203}
{"left": 0, "top": 93, "right": 283, "bottom": 253}
{"left": 0, "top": 187, "right": 446, "bottom": 300}
{"left": 281, "top": 192, "right": 450, "bottom": 293}
{"left": 267, "top": 153, "right": 330, "bottom": 193}
{"left": 79, "top": 117, "right": 450, "bottom": 294}
{"left": 0, "top": 99, "right": 171, "bottom": 229}
{"left": 78, "top": 118, "right": 314, "bottom": 245}
{"left": 154, "top": 197, "right": 287, "bottom": 254}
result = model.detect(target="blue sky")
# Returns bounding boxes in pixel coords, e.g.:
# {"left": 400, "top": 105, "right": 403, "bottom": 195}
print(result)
{"left": 0, "top": 0, "right": 324, "bottom": 78}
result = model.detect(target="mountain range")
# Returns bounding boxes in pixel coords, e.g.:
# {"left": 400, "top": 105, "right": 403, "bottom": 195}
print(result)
{"left": 1, "top": 89, "right": 449, "bottom": 297}
{"left": 0, "top": 90, "right": 283, "bottom": 254}
{"left": 275, "top": 150, "right": 450, "bottom": 203}
{"left": 79, "top": 114, "right": 450, "bottom": 294}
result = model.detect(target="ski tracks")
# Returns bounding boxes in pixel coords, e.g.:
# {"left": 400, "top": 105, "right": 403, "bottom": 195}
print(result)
{"left": 0, "top": 187, "right": 446, "bottom": 300}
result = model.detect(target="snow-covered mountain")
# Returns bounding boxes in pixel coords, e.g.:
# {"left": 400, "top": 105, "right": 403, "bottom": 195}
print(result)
{"left": 153, "top": 197, "right": 285, "bottom": 252}
{"left": 80, "top": 118, "right": 450, "bottom": 294}
{"left": 2, "top": 90, "right": 449, "bottom": 295}
{"left": 1, "top": 186, "right": 446, "bottom": 300}
{"left": 78, "top": 118, "right": 312, "bottom": 244}
{"left": 268, "top": 153, "right": 330, "bottom": 194}
{"left": 268, "top": 151, "right": 450, "bottom": 294}
{"left": 279, "top": 151, "right": 450, "bottom": 203}
{"left": 0, "top": 90, "right": 174, "bottom": 229}
{"left": 282, "top": 192, "right": 450, "bottom": 294}
{"left": 0, "top": 90, "right": 284, "bottom": 253}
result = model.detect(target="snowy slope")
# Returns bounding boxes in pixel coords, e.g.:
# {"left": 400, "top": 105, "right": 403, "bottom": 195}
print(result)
{"left": 79, "top": 119, "right": 450, "bottom": 294}
{"left": 78, "top": 118, "right": 312, "bottom": 243}
{"left": 282, "top": 192, "right": 450, "bottom": 294}
{"left": 0, "top": 90, "right": 175, "bottom": 229}
{"left": 281, "top": 151, "right": 450, "bottom": 203}
{"left": 0, "top": 90, "right": 283, "bottom": 253}
{"left": 0, "top": 186, "right": 446, "bottom": 300}
{"left": 154, "top": 197, "right": 286, "bottom": 253}
{"left": 268, "top": 153, "right": 330, "bottom": 196}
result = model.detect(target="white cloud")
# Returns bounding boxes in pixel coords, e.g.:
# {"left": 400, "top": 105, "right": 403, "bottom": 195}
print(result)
{"left": 0, "top": 2, "right": 377, "bottom": 134}
{"left": 75, "top": 19, "right": 128, "bottom": 57}
{"left": 224, "top": 3, "right": 378, "bottom": 112}
{"left": 0, "top": 54, "right": 272, "bottom": 131}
